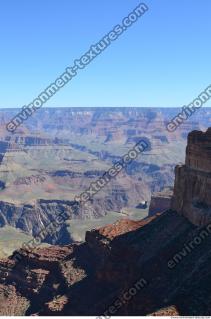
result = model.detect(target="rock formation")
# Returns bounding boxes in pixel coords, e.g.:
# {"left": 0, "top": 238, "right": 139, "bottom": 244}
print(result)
{"left": 1, "top": 209, "right": 211, "bottom": 316}
{"left": 171, "top": 128, "right": 211, "bottom": 226}
{"left": 148, "top": 187, "right": 173, "bottom": 216}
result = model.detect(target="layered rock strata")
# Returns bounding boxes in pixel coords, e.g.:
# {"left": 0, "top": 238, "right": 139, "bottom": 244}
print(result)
{"left": 171, "top": 128, "right": 211, "bottom": 226}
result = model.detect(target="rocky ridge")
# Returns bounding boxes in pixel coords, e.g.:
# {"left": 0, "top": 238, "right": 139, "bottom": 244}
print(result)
{"left": 1, "top": 208, "right": 211, "bottom": 316}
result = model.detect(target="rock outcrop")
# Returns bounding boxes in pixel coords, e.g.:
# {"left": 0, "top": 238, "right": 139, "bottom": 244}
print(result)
{"left": 148, "top": 187, "right": 173, "bottom": 216}
{"left": 171, "top": 128, "right": 211, "bottom": 226}
{"left": 1, "top": 209, "right": 211, "bottom": 316}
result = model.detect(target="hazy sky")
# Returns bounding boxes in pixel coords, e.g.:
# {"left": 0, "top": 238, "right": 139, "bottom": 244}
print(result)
{"left": 1, "top": 0, "right": 211, "bottom": 108}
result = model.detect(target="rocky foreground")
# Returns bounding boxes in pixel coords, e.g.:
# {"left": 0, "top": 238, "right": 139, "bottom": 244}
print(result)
{"left": 0, "top": 210, "right": 211, "bottom": 316}
{"left": 0, "top": 128, "right": 211, "bottom": 316}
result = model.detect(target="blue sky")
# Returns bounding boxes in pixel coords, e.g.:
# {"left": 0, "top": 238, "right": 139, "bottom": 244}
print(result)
{"left": 0, "top": 0, "right": 211, "bottom": 108}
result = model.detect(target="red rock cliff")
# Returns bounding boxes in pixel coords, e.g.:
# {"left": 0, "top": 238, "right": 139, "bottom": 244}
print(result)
{"left": 171, "top": 128, "right": 211, "bottom": 225}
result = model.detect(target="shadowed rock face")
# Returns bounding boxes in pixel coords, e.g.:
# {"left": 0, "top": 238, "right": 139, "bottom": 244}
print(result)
{"left": 172, "top": 128, "right": 211, "bottom": 226}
